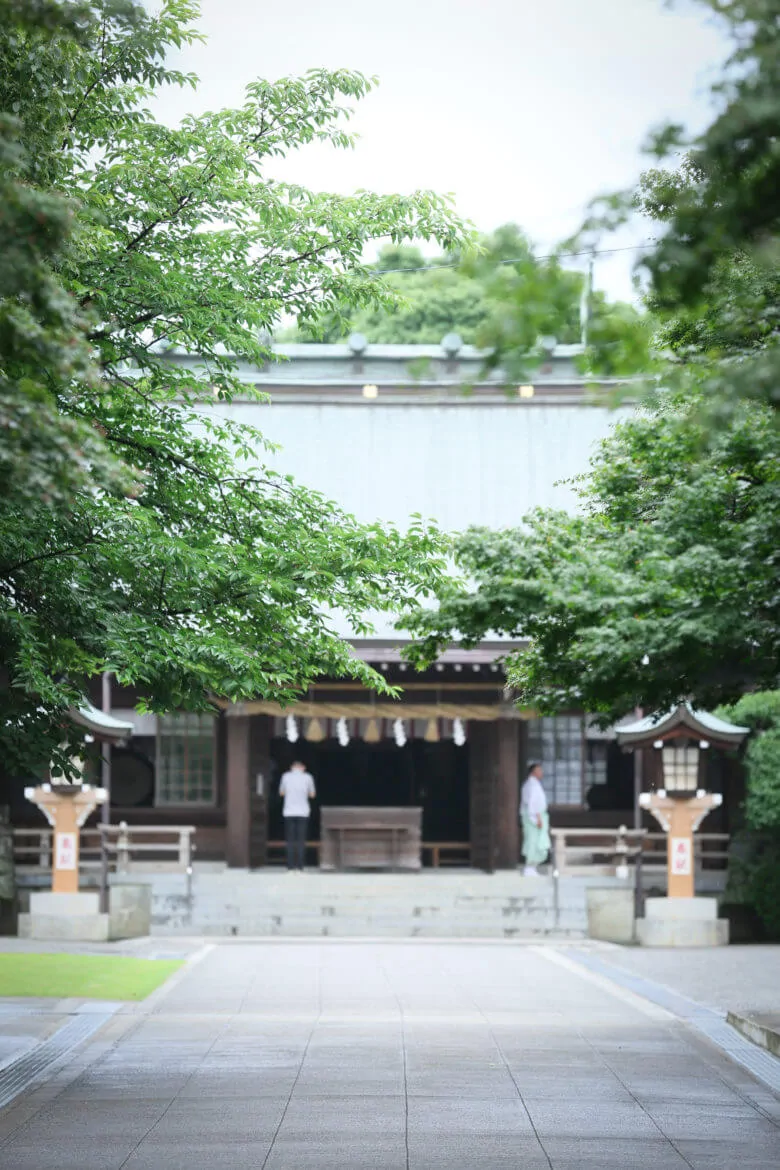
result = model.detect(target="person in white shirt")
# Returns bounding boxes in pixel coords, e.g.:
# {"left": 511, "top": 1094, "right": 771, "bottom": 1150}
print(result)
{"left": 279, "top": 760, "right": 316, "bottom": 871}
{"left": 519, "top": 761, "right": 550, "bottom": 876}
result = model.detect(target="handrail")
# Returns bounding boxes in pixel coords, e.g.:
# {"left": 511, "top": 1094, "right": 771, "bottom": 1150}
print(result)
{"left": 13, "top": 823, "right": 195, "bottom": 875}
{"left": 549, "top": 827, "right": 730, "bottom": 875}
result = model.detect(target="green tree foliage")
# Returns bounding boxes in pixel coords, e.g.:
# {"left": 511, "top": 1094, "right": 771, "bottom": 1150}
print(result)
{"left": 640, "top": 2, "right": 780, "bottom": 320}
{"left": 403, "top": 388, "right": 780, "bottom": 722}
{"left": 581, "top": 0, "right": 780, "bottom": 413}
{"left": 292, "top": 224, "right": 643, "bottom": 367}
{"left": 0, "top": 0, "right": 131, "bottom": 512}
{"left": 716, "top": 692, "right": 780, "bottom": 939}
{"left": 0, "top": 0, "right": 468, "bottom": 777}
{"left": 404, "top": 0, "right": 780, "bottom": 719}
{"left": 322, "top": 254, "right": 492, "bottom": 344}
{"left": 717, "top": 692, "right": 780, "bottom": 833}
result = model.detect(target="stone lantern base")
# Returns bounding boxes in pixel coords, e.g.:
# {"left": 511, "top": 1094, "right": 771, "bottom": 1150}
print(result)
{"left": 637, "top": 896, "right": 729, "bottom": 947}
{"left": 18, "top": 885, "right": 151, "bottom": 942}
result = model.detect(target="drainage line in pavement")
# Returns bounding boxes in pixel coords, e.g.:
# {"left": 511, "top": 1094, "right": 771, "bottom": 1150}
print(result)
{"left": 0, "top": 1009, "right": 118, "bottom": 1112}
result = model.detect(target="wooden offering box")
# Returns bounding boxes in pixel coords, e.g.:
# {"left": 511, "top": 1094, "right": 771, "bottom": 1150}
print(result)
{"left": 319, "top": 807, "right": 422, "bottom": 871}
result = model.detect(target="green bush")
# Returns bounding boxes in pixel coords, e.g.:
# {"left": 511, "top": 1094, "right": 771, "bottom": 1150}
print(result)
{"left": 726, "top": 830, "right": 780, "bottom": 940}
{"left": 717, "top": 693, "right": 780, "bottom": 938}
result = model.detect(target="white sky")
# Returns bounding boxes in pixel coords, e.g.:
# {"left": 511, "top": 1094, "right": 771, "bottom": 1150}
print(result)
{"left": 155, "top": 0, "right": 728, "bottom": 300}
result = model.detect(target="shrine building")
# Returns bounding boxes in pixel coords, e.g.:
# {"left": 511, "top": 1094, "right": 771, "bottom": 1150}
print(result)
{"left": 10, "top": 339, "right": 742, "bottom": 869}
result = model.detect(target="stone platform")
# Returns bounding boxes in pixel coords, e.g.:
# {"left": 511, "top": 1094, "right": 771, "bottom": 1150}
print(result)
{"left": 135, "top": 869, "right": 606, "bottom": 938}
{"left": 18, "top": 885, "right": 151, "bottom": 942}
{"left": 637, "top": 896, "right": 729, "bottom": 947}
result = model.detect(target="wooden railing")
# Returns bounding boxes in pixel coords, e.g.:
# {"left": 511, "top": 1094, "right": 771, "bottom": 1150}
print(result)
{"left": 13, "top": 822, "right": 195, "bottom": 876}
{"left": 549, "top": 827, "right": 730, "bottom": 876}
{"left": 13, "top": 824, "right": 728, "bottom": 877}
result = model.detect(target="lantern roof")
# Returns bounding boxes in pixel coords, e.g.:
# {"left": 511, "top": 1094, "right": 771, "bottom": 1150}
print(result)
{"left": 70, "top": 702, "right": 134, "bottom": 743}
{"left": 615, "top": 702, "right": 748, "bottom": 749}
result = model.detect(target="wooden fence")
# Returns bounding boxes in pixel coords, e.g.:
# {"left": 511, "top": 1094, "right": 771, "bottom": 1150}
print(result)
{"left": 550, "top": 827, "right": 730, "bottom": 876}
{"left": 13, "top": 824, "right": 729, "bottom": 877}
{"left": 13, "top": 823, "right": 195, "bottom": 876}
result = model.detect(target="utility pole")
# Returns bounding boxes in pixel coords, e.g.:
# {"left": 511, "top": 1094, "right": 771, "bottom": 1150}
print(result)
{"left": 579, "top": 250, "right": 595, "bottom": 348}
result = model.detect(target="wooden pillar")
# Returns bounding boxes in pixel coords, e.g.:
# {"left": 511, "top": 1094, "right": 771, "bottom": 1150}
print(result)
{"left": 495, "top": 720, "right": 520, "bottom": 869}
{"left": 469, "top": 720, "right": 521, "bottom": 871}
{"left": 469, "top": 722, "right": 498, "bottom": 872}
{"left": 225, "top": 714, "right": 251, "bottom": 868}
{"left": 249, "top": 716, "right": 271, "bottom": 868}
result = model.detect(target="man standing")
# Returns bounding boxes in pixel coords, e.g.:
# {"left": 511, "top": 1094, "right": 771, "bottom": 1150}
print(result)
{"left": 279, "top": 760, "right": 316, "bottom": 872}
{"left": 520, "top": 761, "right": 550, "bottom": 876}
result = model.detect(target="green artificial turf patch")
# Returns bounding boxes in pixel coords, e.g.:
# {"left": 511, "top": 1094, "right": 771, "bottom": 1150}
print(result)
{"left": 0, "top": 953, "right": 183, "bottom": 1000}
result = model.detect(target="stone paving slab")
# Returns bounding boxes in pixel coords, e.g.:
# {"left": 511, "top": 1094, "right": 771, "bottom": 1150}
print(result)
{"left": 0, "top": 941, "right": 777, "bottom": 1169}
{"left": 588, "top": 943, "right": 780, "bottom": 1015}
{"left": 567, "top": 947, "right": 780, "bottom": 1096}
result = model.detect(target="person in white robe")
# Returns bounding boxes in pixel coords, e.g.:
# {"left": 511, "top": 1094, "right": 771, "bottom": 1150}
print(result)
{"left": 520, "top": 761, "right": 550, "bottom": 876}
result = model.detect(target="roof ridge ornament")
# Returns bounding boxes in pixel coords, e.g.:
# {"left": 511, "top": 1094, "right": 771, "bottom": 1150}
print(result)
{"left": 441, "top": 332, "right": 462, "bottom": 358}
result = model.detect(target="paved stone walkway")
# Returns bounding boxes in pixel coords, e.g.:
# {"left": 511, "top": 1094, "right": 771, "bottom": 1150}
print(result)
{"left": 0, "top": 942, "right": 778, "bottom": 1169}
{"left": 575, "top": 944, "right": 780, "bottom": 1015}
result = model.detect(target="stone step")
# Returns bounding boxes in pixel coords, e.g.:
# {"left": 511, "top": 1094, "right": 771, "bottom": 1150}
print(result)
{"left": 131, "top": 869, "right": 592, "bottom": 938}
{"left": 153, "top": 909, "right": 585, "bottom": 926}
{"left": 152, "top": 902, "right": 584, "bottom": 917}
{"left": 152, "top": 919, "right": 585, "bottom": 939}
{"left": 151, "top": 910, "right": 586, "bottom": 938}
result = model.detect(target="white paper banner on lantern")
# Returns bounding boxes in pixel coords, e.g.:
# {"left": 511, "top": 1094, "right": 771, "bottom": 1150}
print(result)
{"left": 671, "top": 836, "right": 692, "bottom": 876}
{"left": 55, "top": 832, "right": 77, "bottom": 871}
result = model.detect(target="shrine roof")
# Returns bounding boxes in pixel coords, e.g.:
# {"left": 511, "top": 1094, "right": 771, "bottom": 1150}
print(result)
{"left": 71, "top": 702, "right": 134, "bottom": 742}
{"left": 350, "top": 640, "right": 522, "bottom": 665}
{"left": 151, "top": 338, "right": 635, "bottom": 404}
{"left": 616, "top": 702, "right": 749, "bottom": 748}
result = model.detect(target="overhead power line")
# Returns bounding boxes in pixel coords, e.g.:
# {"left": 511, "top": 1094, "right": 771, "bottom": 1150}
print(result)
{"left": 376, "top": 242, "right": 654, "bottom": 275}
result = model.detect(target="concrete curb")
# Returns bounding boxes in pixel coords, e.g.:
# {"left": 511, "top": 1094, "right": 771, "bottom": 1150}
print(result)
{"left": 728, "top": 1010, "right": 780, "bottom": 1058}
{"left": 122, "top": 941, "right": 214, "bottom": 1015}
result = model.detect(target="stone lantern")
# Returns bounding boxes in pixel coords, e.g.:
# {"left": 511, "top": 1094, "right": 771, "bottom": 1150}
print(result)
{"left": 617, "top": 703, "right": 747, "bottom": 946}
{"left": 20, "top": 702, "right": 134, "bottom": 940}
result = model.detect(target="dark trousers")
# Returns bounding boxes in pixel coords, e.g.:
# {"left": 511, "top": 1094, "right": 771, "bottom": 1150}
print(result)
{"left": 285, "top": 816, "right": 308, "bottom": 870}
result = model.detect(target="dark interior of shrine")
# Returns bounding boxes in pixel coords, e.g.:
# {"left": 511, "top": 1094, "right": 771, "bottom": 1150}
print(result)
{"left": 268, "top": 736, "right": 470, "bottom": 844}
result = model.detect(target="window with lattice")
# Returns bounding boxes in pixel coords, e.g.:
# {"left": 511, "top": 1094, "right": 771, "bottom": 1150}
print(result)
{"left": 526, "top": 715, "right": 584, "bottom": 805}
{"left": 156, "top": 714, "right": 216, "bottom": 805}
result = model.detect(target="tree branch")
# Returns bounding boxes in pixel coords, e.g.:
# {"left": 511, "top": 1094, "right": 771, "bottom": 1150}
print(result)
{"left": 3, "top": 537, "right": 98, "bottom": 576}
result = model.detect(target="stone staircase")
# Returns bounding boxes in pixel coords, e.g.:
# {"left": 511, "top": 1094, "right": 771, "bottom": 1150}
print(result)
{"left": 129, "top": 869, "right": 590, "bottom": 939}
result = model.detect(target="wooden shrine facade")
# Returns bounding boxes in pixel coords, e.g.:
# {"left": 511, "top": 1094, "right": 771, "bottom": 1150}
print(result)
{"left": 5, "top": 647, "right": 743, "bottom": 873}
{"left": 219, "top": 653, "right": 529, "bottom": 871}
